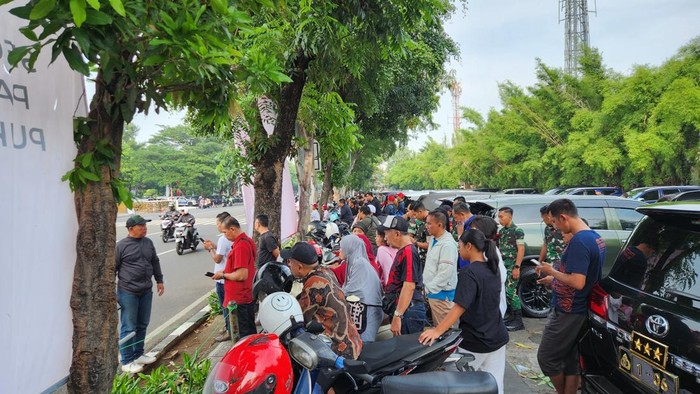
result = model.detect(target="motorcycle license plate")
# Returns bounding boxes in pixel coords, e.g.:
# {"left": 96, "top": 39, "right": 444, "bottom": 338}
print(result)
{"left": 618, "top": 346, "right": 678, "bottom": 394}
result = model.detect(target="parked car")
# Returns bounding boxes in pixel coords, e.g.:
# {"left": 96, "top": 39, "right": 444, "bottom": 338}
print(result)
{"left": 580, "top": 202, "right": 700, "bottom": 394}
{"left": 465, "top": 195, "right": 644, "bottom": 318}
{"left": 559, "top": 186, "right": 623, "bottom": 196}
{"left": 415, "top": 190, "right": 501, "bottom": 211}
{"left": 543, "top": 185, "right": 594, "bottom": 195}
{"left": 658, "top": 189, "right": 700, "bottom": 202}
{"left": 627, "top": 185, "right": 700, "bottom": 203}
{"left": 500, "top": 188, "right": 539, "bottom": 194}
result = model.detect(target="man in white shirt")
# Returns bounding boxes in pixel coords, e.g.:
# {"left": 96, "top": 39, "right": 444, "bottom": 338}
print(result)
{"left": 202, "top": 211, "right": 234, "bottom": 342}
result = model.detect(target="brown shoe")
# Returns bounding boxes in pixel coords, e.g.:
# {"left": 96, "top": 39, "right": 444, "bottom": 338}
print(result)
{"left": 215, "top": 333, "right": 231, "bottom": 342}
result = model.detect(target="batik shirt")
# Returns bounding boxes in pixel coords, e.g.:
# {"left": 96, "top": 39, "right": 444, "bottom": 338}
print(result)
{"left": 297, "top": 267, "right": 362, "bottom": 359}
{"left": 497, "top": 224, "right": 525, "bottom": 266}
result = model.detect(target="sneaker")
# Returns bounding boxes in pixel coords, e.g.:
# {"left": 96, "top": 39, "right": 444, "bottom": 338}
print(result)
{"left": 215, "top": 333, "right": 231, "bottom": 342}
{"left": 134, "top": 354, "right": 157, "bottom": 365}
{"left": 121, "top": 362, "right": 144, "bottom": 374}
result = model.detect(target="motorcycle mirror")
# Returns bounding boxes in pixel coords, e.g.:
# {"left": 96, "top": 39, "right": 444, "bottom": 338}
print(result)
{"left": 305, "top": 320, "right": 325, "bottom": 335}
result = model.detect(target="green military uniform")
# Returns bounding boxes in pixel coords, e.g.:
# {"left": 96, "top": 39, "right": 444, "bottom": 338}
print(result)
{"left": 414, "top": 218, "right": 428, "bottom": 266}
{"left": 498, "top": 223, "right": 525, "bottom": 311}
{"left": 544, "top": 225, "right": 565, "bottom": 269}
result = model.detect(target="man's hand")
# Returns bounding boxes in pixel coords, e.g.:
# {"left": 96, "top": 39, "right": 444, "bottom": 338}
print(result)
{"left": 213, "top": 270, "right": 225, "bottom": 280}
{"left": 157, "top": 283, "right": 165, "bottom": 296}
{"left": 390, "top": 316, "right": 402, "bottom": 336}
{"left": 203, "top": 240, "right": 214, "bottom": 250}
{"left": 537, "top": 275, "right": 554, "bottom": 288}
{"left": 535, "top": 262, "right": 555, "bottom": 277}
{"left": 512, "top": 267, "right": 520, "bottom": 280}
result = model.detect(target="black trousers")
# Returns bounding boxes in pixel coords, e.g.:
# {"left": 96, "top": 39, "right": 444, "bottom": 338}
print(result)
{"left": 233, "top": 302, "right": 257, "bottom": 338}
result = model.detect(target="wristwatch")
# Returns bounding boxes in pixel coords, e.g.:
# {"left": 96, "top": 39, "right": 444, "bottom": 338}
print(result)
{"left": 393, "top": 310, "right": 403, "bottom": 318}
{"left": 514, "top": 265, "right": 521, "bottom": 269}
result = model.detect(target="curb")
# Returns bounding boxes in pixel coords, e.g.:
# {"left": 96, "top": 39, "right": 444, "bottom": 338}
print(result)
{"left": 146, "top": 305, "right": 211, "bottom": 363}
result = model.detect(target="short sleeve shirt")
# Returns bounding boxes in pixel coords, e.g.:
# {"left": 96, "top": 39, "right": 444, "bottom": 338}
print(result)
{"left": 297, "top": 267, "right": 362, "bottom": 359}
{"left": 454, "top": 262, "right": 509, "bottom": 353}
{"left": 385, "top": 244, "right": 424, "bottom": 302}
{"left": 497, "top": 224, "right": 525, "bottom": 264}
{"left": 551, "top": 230, "right": 605, "bottom": 314}
{"left": 414, "top": 219, "right": 428, "bottom": 265}
{"left": 256, "top": 231, "right": 279, "bottom": 269}
{"left": 215, "top": 236, "right": 233, "bottom": 284}
{"left": 223, "top": 233, "right": 256, "bottom": 306}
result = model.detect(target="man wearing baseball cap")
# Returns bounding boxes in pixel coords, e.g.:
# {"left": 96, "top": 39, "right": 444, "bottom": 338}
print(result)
{"left": 116, "top": 215, "right": 164, "bottom": 374}
{"left": 380, "top": 215, "right": 427, "bottom": 336}
{"left": 284, "top": 242, "right": 362, "bottom": 359}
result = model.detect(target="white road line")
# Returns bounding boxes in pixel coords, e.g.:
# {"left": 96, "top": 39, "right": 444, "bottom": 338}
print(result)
{"left": 157, "top": 249, "right": 175, "bottom": 256}
{"left": 146, "top": 291, "right": 211, "bottom": 342}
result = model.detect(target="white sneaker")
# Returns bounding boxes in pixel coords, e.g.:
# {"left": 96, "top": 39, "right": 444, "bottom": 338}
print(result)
{"left": 121, "top": 362, "right": 144, "bottom": 374}
{"left": 134, "top": 354, "right": 157, "bottom": 365}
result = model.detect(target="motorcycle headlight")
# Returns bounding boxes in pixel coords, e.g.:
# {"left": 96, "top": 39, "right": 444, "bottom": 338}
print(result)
{"left": 288, "top": 337, "right": 319, "bottom": 370}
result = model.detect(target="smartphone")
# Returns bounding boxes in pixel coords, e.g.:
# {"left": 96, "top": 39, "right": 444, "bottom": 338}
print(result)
{"left": 530, "top": 259, "right": 542, "bottom": 266}
{"left": 205, "top": 272, "right": 215, "bottom": 277}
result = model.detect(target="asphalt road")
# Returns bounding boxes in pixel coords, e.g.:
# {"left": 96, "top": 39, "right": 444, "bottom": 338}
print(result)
{"left": 115, "top": 204, "right": 248, "bottom": 347}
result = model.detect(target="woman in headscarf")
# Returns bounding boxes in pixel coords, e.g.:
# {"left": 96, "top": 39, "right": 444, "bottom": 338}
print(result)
{"left": 340, "top": 234, "right": 384, "bottom": 342}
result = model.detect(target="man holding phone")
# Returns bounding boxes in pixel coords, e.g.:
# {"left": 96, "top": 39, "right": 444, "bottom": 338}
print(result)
{"left": 203, "top": 212, "right": 233, "bottom": 341}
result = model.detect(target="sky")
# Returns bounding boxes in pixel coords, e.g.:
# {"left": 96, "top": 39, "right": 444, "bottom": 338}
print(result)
{"left": 130, "top": 0, "right": 700, "bottom": 149}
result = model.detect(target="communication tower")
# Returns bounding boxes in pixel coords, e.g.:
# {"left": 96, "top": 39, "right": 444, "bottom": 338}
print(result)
{"left": 447, "top": 69, "right": 462, "bottom": 143}
{"left": 559, "top": 0, "right": 596, "bottom": 75}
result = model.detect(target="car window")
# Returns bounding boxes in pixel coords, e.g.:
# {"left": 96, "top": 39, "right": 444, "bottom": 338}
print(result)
{"left": 609, "top": 215, "right": 700, "bottom": 298}
{"left": 614, "top": 208, "right": 644, "bottom": 231}
{"left": 578, "top": 207, "right": 608, "bottom": 230}
{"left": 640, "top": 190, "right": 660, "bottom": 201}
{"left": 661, "top": 188, "right": 680, "bottom": 196}
{"left": 510, "top": 204, "right": 545, "bottom": 224}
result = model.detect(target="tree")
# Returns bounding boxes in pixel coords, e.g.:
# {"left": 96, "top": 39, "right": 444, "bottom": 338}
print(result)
{"left": 7, "top": 0, "right": 287, "bottom": 391}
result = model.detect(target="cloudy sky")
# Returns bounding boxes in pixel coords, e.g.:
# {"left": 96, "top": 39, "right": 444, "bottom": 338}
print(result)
{"left": 131, "top": 0, "right": 700, "bottom": 148}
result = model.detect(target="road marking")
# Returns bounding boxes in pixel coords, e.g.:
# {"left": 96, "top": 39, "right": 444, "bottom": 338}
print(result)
{"left": 157, "top": 249, "right": 175, "bottom": 256}
{"left": 146, "top": 291, "right": 211, "bottom": 343}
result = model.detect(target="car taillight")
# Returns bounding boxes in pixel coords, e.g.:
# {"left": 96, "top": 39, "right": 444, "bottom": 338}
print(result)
{"left": 589, "top": 283, "right": 608, "bottom": 320}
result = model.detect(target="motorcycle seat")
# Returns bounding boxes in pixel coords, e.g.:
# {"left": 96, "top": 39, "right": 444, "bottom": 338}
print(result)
{"left": 358, "top": 333, "right": 425, "bottom": 371}
{"left": 380, "top": 371, "right": 498, "bottom": 394}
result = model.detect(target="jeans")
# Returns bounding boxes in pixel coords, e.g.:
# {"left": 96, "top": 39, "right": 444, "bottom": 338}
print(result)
{"left": 118, "top": 288, "right": 153, "bottom": 365}
{"left": 401, "top": 301, "right": 427, "bottom": 335}
{"left": 216, "top": 282, "right": 230, "bottom": 332}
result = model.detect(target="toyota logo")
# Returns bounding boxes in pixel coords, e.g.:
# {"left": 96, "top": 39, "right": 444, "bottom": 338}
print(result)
{"left": 646, "top": 315, "right": 670, "bottom": 338}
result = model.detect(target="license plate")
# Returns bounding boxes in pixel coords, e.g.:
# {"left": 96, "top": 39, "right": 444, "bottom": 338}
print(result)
{"left": 619, "top": 347, "right": 678, "bottom": 394}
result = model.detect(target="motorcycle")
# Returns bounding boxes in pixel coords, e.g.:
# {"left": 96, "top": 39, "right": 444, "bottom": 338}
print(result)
{"left": 204, "top": 292, "right": 498, "bottom": 394}
{"left": 160, "top": 213, "right": 178, "bottom": 243}
{"left": 174, "top": 223, "right": 200, "bottom": 255}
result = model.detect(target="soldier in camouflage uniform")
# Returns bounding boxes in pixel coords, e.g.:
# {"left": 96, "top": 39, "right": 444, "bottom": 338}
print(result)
{"left": 497, "top": 207, "right": 525, "bottom": 331}
{"left": 410, "top": 202, "right": 429, "bottom": 266}
{"left": 537, "top": 205, "right": 565, "bottom": 270}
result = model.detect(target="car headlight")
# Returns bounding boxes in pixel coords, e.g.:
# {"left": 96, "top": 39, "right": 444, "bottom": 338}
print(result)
{"left": 288, "top": 337, "right": 319, "bottom": 370}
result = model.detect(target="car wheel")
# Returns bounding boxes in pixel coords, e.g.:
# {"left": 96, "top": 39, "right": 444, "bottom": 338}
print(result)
{"left": 518, "top": 266, "right": 551, "bottom": 318}
{"left": 176, "top": 242, "right": 184, "bottom": 255}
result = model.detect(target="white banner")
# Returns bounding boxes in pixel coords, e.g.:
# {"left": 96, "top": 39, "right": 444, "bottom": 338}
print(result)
{"left": 0, "top": 6, "right": 85, "bottom": 393}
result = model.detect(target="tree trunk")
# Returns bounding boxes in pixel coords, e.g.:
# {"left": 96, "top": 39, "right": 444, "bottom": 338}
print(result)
{"left": 67, "top": 70, "right": 126, "bottom": 393}
{"left": 252, "top": 54, "right": 310, "bottom": 241}
{"left": 295, "top": 125, "right": 315, "bottom": 240}
{"left": 320, "top": 159, "right": 334, "bottom": 209}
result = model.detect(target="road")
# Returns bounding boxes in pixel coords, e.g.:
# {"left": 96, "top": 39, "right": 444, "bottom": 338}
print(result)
{"left": 115, "top": 204, "right": 248, "bottom": 347}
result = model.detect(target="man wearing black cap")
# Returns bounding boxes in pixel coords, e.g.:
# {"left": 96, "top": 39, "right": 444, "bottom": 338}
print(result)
{"left": 380, "top": 215, "right": 427, "bottom": 336}
{"left": 284, "top": 242, "right": 362, "bottom": 359}
{"left": 116, "top": 215, "right": 165, "bottom": 374}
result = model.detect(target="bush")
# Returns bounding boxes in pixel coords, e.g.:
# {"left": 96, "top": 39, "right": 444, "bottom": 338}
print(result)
{"left": 207, "top": 291, "right": 222, "bottom": 316}
{"left": 112, "top": 351, "right": 211, "bottom": 393}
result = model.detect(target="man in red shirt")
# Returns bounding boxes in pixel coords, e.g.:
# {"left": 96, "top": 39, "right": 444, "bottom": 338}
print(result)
{"left": 213, "top": 216, "right": 257, "bottom": 341}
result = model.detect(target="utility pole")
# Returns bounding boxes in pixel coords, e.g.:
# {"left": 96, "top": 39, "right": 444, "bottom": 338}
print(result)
{"left": 559, "top": 0, "right": 596, "bottom": 75}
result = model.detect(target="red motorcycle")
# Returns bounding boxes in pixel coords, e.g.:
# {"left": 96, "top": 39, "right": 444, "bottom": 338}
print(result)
{"left": 204, "top": 292, "right": 498, "bottom": 394}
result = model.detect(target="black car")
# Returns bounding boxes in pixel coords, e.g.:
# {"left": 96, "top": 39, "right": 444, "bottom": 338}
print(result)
{"left": 580, "top": 202, "right": 700, "bottom": 394}
{"left": 466, "top": 195, "right": 644, "bottom": 318}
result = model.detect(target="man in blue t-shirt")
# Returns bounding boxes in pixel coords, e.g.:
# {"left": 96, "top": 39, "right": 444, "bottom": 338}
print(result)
{"left": 536, "top": 199, "right": 605, "bottom": 394}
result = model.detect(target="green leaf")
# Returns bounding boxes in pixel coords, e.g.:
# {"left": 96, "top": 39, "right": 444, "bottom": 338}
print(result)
{"left": 143, "top": 55, "right": 165, "bottom": 66}
{"left": 9, "top": 4, "right": 33, "bottom": 19}
{"left": 72, "top": 28, "right": 90, "bottom": 53}
{"left": 78, "top": 168, "right": 101, "bottom": 182}
{"left": 19, "top": 27, "right": 38, "bottom": 41}
{"left": 62, "top": 44, "right": 90, "bottom": 75}
{"left": 80, "top": 152, "right": 93, "bottom": 167}
{"left": 29, "top": 0, "right": 57, "bottom": 20}
{"left": 210, "top": 0, "right": 227, "bottom": 14}
{"left": 70, "top": 0, "right": 87, "bottom": 27}
{"left": 0, "top": 0, "right": 14, "bottom": 5}
{"left": 108, "top": 0, "right": 125, "bottom": 16}
{"left": 7, "top": 47, "right": 31, "bottom": 67}
{"left": 85, "top": 9, "right": 113, "bottom": 25}
{"left": 86, "top": 0, "right": 100, "bottom": 10}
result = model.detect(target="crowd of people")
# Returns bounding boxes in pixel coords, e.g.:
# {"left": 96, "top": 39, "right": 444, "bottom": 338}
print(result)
{"left": 116, "top": 194, "right": 605, "bottom": 394}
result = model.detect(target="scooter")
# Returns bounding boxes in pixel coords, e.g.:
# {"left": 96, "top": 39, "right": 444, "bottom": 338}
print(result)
{"left": 160, "top": 216, "right": 177, "bottom": 243}
{"left": 204, "top": 292, "right": 498, "bottom": 394}
{"left": 174, "top": 223, "right": 200, "bottom": 255}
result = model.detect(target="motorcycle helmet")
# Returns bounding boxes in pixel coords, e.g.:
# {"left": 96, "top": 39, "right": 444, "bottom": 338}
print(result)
{"left": 258, "top": 292, "right": 304, "bottom": 337}
{"left": 181, "top": 207, "right": 189, "bottom": 214}
{"left": 253, "top": 262, "right": 293, "bottom": 302}
{"left": 203, "top": 333, "right": 293, "bottom": 394}
{"left": 325, "top": 221, "right": 340, "bottom": 239}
